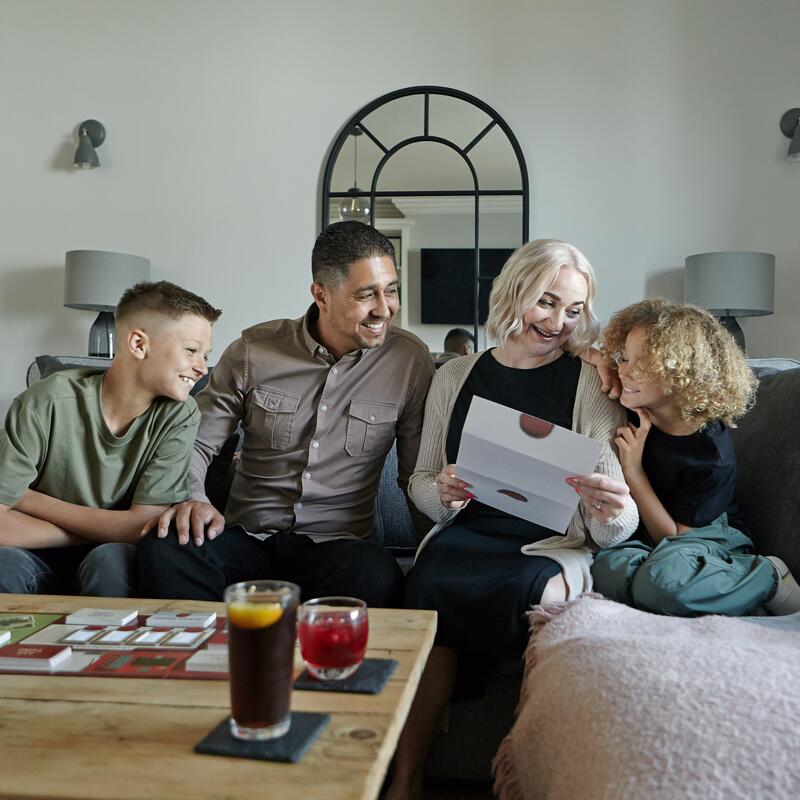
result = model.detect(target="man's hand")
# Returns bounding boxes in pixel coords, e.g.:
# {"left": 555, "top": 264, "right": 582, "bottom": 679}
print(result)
{"left": 614, "top": 408, "right": 653, "bottom": 478}
{"left": 141, "top": 500, "right": 225, "bottom": 546}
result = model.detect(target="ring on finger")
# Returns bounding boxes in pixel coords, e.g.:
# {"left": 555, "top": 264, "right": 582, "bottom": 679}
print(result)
{"left": 593, "top": 500, "right": 603, "bottom": 511}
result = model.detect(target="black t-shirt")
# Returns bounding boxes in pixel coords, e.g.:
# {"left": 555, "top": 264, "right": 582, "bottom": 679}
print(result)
{"left": 446, "top": 349, "right": 582, "bottom": 536}
{"left": 631, "top": 410, "right": 749, "bottom": 536}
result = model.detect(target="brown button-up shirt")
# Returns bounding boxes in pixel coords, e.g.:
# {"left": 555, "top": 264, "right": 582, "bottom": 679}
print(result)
{"left": 189, "top": 307, "right": 434, "bottom": 541}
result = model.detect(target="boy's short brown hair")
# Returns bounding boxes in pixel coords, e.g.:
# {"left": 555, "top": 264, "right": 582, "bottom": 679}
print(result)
{"left": 601, "top": 298, "right": 757, "bottom": 428}
{"left": 116, "top": 281, "right": 222, "bottom": 327}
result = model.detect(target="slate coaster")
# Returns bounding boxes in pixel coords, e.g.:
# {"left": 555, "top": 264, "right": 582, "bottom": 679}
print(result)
{"left": 194, "top": 712, "right": 329, "bottom": 763}
{"left": 294, "top": 657, "right": 398, "bottom": 694}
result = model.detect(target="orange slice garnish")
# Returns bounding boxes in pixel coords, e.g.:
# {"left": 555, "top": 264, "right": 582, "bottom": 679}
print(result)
{"left": 228, "top": 602, "right": 284, "bottom": 629}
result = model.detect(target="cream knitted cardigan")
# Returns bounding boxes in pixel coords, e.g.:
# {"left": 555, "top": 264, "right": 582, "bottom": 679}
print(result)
{"left": 408, "top": 353, "right": 639, "bottom": 599}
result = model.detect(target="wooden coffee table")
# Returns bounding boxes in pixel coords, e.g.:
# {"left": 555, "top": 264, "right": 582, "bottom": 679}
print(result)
{"left": 0, "top": 595, "right": 436, "bottom": 800}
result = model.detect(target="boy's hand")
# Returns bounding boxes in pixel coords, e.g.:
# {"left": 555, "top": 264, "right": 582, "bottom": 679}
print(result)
{"left": 141, "top": 500, "right": 224, "bottom": 546}
{"left": 614, "top": 408, "right": 653, "bottom": 477}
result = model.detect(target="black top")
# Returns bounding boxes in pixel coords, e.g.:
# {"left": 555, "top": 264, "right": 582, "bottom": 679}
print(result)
{"left": 446, "top": 350, "right": 582, "bottom": 536}
{"left": 632, "top": 410, "right": 749, "bottom": 536}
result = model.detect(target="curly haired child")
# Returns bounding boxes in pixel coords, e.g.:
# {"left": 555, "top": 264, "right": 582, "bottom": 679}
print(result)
{"left": 590, "top": 298, "right": 800, "bottom": 616}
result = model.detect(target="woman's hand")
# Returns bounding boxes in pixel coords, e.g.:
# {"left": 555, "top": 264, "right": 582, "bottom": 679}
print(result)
{"left": 435, "top": 464, "right": 473, "bottom": 510}
{"left": 565, "top": 472, "right": 629, "bottom": 523}
{"left": 614, "top": 408, "right": 652, "bottom": 479}
{"left": 580, "top": 346, "right": 621, "bottom": 400}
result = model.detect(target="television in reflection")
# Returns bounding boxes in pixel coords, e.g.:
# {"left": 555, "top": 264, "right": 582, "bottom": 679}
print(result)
{"left": 420, "top": 248, "right": 513, "bottom": 325}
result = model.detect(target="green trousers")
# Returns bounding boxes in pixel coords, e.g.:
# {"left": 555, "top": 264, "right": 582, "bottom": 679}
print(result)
{"left": 591, "top": 514, "right": 777, "bottom": 617}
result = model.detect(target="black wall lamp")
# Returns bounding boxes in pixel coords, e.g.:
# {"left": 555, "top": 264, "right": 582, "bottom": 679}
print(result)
{"left": 73, "top": 119, "right": 105, "bottom": 169}
{"left": 779, "top": 109, "right": 800, "bottom": 161}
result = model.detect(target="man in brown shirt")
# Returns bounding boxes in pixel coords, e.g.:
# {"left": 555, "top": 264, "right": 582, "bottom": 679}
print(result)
{"left": 138, "top": 222, "right": 434, "bottom": 606}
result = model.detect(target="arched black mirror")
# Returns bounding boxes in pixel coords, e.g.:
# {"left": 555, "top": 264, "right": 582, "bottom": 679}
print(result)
{"left": 321, "top": 86, "right": 529, "bottom": 353}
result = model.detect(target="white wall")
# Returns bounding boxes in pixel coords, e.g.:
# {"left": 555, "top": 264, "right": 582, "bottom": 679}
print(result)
{"left": 1, "top": 0, "right": 799, "bottom": 417}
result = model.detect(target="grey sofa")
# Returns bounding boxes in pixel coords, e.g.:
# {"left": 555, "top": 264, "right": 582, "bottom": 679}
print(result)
{"left": 377, "top": 358, "right": 800, "bottom": 782}
{"left": 27, "top": 355, "right": 800, "bottom": 782}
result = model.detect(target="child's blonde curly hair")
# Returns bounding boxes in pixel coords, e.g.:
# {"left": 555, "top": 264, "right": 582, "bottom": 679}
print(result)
{"left": 601, "top": 298, "right": 757, "bottom": 428}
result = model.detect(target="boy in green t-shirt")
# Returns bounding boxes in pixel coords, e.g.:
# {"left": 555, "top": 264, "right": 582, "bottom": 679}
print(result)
{"left": 0, "top": 281, "right": 221, "bottom": 597}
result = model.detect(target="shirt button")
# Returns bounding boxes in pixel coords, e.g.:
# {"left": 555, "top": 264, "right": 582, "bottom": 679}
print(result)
{"left": 369, "top": 415, "right": 376, "bottom": 422}
{"left": 304, "top": 471, "right": 311, "bottom": 480}
{"left": 332, "top": 367, "right": 338, "bottom": 375}
{"left": 311, "top": 440, "right": 320, "bottom": 449}
{"left": 294, "top": 502, "right": 303, "bottom": 511}
{"left": 320, "top": 404, "right": 328, "bottom": 412}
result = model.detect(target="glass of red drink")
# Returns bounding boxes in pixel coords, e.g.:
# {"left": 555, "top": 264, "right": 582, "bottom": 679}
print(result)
{"left": 224, "top": 579, "right": 300, "bottom": 740}
{"left": 298, "top": 597, "right": 368, "bottom": 681}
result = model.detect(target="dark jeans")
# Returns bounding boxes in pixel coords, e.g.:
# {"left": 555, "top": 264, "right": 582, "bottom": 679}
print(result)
{"left": 137, "top": 526, "right": 405, "bottom": 607}
{"left": 0, "top": 543, "right": 136, "bottom": 596}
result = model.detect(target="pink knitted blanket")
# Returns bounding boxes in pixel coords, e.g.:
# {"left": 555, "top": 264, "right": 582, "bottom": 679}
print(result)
{"left": 493, "top": 596, "right": 800, "bottom": 800}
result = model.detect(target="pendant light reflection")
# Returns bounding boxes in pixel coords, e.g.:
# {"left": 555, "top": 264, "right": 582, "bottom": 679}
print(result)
{"left": 339, "top": 128, "right": 370, "bottom": 222}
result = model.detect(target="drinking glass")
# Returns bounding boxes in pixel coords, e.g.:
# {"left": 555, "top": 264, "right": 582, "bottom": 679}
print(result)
{"left": 224, "top": 579, "right": 300, "bottom": 740}
{"left": 298, "top": 597, "right": 368, "bottom": 681}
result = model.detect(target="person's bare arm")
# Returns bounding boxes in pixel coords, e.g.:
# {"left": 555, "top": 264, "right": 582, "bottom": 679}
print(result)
{"left": 614, "top": 411, "right": 691, "bottom": 544}
{"left": 621, "top": 470, "right": 691, "bottom": 544}
{"left": 13, "top": 490, "right": 170, "bottom": 544}
{"left": 0, "top": 503, "right": 90, "bottom": 549}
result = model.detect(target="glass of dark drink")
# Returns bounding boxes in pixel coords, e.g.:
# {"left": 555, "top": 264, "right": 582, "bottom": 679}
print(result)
{"left": 224, "top": 579, "right": 300, "bottom": 740}
{"left": 298, "top": 597, "right": 368, "bottom": 681}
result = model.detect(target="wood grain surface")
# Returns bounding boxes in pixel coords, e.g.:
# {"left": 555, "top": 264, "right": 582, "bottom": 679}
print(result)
{"left": 0, "top": 595, "right": 436, "bottom": 800}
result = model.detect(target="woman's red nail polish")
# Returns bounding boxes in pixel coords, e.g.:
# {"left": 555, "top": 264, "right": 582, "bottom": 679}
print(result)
{"left": 465, "top": 492, "right": 475, "bottom": 499}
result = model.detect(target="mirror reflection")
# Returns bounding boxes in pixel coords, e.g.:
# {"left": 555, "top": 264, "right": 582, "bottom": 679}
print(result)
{"left": 324, "top": 87, "right": 528, "bottom": 354}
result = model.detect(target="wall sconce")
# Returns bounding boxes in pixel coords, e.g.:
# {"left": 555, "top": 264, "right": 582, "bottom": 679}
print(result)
{"left": 73, "top": 119, "right": 105, "bottom": 169}
{"left": 684, "top": 251, "right": 775, "bottom": 352}
{"left": 64, "top": 250, "right": 151, "bottom": 357}
{"left": 779, "top": 109, "right": 800, "bottom": 161}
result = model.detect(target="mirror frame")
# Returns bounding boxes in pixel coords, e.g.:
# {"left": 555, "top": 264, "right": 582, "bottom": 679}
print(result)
{"left": 320, "top": 86, "right": 530, "bottom": 345}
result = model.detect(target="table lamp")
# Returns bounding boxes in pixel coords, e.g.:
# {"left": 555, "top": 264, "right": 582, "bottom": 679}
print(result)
{"left": 684, "top": 251, "right": 775, "bottom": 351}
{"left": 64, "top": 250, "right": 151, "bottom": 357}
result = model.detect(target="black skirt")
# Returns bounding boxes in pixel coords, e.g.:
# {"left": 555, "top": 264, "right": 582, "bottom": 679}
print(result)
{"left": 404, "top": 518, "right": 560, "bottom": 658}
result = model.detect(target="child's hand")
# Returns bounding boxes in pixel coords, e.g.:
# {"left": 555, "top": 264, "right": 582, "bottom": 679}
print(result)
{"left": 614, "top": 408, "right": 653, "bottom": 476}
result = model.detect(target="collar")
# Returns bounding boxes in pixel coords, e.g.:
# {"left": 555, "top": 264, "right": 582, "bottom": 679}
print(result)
{"left": 301, "top": 304, "right": 368, "bottom": 363}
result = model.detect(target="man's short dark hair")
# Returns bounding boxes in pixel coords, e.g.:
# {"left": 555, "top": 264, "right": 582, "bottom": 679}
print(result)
{"left": 312, "top": 221, "right": 396, "bottom": 286}
{"left": 444, "top": 327, "right": 474, "bottom": 353}
{"left": 116, "top": 281, "right": 222, "bottom": 325}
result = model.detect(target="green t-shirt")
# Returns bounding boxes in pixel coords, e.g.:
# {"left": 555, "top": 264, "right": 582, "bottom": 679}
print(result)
{"left": 0, "top": 370, "right": 200, "bottom": 509}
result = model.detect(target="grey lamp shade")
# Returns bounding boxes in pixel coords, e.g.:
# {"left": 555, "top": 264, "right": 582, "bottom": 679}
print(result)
{"left": 64, "top": 250, "right": 151, "bottom": 311}
{"left": 684, "top": 251, "right": 775, "bottom": 317}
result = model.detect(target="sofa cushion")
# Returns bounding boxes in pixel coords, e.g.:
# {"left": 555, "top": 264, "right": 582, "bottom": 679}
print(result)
{"left": 731, "top": 367, "right": 800, "bottom": 575}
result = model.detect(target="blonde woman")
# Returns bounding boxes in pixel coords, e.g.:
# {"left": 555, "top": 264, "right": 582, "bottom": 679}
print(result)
{"left": 591, "top": 298, "right": 800, "bottom": 616}
{"left": 386, "top": 240, "right": 638, "bottom": 800}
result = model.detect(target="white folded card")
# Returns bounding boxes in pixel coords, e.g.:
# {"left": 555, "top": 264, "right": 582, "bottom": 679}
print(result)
{"left": 64, "top": 608, "right": 138, "bottom": 626}
{"left": 145, "top": 611, "right": 216, "bottom": 629}
{"left": 455, "top": 396, "right": 603, "bottom": 532}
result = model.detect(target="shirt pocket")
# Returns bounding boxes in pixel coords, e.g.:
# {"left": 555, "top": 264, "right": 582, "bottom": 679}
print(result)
{"left": 345, "top": 400, "right": 398, "bottom": 457}
{"left": 247, "top": 386, "right": 300, "bottom": 450}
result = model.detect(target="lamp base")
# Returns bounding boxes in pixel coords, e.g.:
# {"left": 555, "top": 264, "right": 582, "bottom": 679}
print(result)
{"left": 719, "top": 315, "right": 745, "bottom": 352}
{"left": 88, "top": 311, "right": 116, "bottom": 358}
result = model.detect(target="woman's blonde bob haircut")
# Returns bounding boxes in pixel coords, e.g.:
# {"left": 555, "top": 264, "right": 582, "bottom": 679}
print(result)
{"left": 485, "top": 239, "right": 598, "bottom": 354}
{"left": 601, "top": 298, "right": 757, "bottom": 428}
